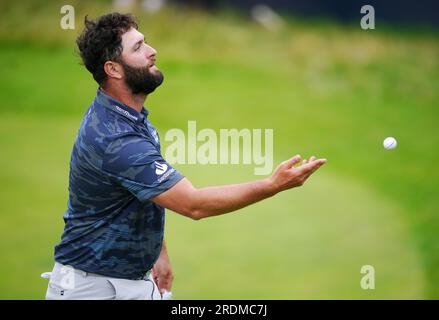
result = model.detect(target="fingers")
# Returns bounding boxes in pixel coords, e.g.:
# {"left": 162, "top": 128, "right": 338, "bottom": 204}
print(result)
{"left": 159, "top": 277, "right": 173, "bottom": 292}
{"left": 284, "top": 155, "right": 326, "bottom": 173}
{"left": 283, "top": 154, "right": 302, "bottom": 169}
{"left": 300, "top": 158, "right": 327, "bottom": 176}
{"left": 301, "top": 156, "right": 316, "bottom": 166}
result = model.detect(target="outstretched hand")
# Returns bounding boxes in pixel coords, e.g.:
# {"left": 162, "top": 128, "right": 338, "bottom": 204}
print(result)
{"left": 268, "top": 155, "right": 327, "bottom": 193}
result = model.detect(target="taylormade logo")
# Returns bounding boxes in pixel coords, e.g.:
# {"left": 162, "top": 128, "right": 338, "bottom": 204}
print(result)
{"left": 155, "top": 161, "right": 168, "bottom": 175}
{"left": 151, "top": 129, "right": 159, "bottom": 144}
{"left": 115, "top": 105, "right": 138, "bottom": 122}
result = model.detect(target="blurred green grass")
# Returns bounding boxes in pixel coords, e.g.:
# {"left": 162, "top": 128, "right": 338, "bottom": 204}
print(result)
{"left": 0, "top": 0, "right": 438, "bottom": 299}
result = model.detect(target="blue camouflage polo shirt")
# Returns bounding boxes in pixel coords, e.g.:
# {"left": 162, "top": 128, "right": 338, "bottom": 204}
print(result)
{"left": 54, "top": 88, "right": 184, "bottom": 280}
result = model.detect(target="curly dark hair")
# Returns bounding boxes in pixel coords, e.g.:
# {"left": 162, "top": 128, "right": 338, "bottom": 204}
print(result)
{"left": 76, "top": 13, "right": 138, "bottom": 86}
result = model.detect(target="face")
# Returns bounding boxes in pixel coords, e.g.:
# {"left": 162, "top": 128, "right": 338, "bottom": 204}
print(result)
{"left": 119, "top": 28, "right": 164, "bottom": 95}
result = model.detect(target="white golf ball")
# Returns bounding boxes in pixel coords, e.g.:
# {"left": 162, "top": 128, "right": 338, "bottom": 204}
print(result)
{"left": 383, "top": 137, "right": 397, "bottom": 150}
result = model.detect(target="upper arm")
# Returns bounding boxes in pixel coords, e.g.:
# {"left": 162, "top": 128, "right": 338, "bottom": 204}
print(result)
{"left": 102, "top": 133, "right": 184, "bottom": 202}
{"left": 150, "top": 177, "right": 200, "bottom": 220}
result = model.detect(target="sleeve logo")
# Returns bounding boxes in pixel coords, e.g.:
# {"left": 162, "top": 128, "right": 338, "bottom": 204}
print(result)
{"left": 155, "top": 161, "right": 168, "bottom": 175}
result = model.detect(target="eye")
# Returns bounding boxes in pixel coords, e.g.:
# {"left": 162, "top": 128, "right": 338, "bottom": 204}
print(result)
{"left": 135, "top": 41, "right": 147, "bottom": 51}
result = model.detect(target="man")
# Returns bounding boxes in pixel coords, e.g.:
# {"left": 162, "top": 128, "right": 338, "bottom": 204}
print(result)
{"left": 45, "top": 12, "right": 326, "bottom": 300}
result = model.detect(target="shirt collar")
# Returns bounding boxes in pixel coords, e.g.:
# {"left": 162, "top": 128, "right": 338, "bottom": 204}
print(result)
{"left": 95, "top": 88, "right": 149, "bottom": 123}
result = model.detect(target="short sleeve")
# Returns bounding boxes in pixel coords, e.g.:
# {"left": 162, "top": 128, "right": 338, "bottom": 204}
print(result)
{"left": 102, "top": 133, "right": 184, "bottom": 201}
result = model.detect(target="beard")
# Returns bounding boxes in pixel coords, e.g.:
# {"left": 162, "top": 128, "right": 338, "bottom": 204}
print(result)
{"left": 121, "top": 61, "right": 164, "bottom": 95}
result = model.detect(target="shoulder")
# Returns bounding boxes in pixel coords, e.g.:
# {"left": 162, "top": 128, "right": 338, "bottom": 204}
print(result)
{"left": 78, "top": 104, "right": 143, "bottom": 152}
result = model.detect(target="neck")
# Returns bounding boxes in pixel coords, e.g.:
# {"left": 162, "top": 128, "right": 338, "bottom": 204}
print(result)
{"left": 102, "top": 86, "right": 146, "bottom": 113}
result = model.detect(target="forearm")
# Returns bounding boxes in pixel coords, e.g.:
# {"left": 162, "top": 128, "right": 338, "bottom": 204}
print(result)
{"left": 160, "top": 240, "right": 167, "bottom": 256}
{"left": 152, "top": 155, "right": 326, "bottom": 220}
{"left": 190, "top": 178, "right": 277, "bottom": 220}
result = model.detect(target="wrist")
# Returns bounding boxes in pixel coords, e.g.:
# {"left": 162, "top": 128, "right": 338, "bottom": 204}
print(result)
{"left": 262, "top": 177, "right": 279, "bottom": 197}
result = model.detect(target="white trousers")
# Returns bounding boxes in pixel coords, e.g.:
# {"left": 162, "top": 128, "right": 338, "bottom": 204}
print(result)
{"left": 45, "top": 262, "right": 162, "bottom": 300}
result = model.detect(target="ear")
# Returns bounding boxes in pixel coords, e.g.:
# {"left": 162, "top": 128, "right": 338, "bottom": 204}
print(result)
{"left": 103, "top": 61, "right": 123, "bottom": 80}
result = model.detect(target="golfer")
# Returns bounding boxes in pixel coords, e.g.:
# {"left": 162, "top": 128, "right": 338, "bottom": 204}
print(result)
{"left": 45, "top": 12, "right": 326, "bottom": 300}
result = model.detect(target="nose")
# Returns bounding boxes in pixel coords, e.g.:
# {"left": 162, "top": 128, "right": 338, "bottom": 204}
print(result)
{"left": 146, "top": 44, "right": 157, "bottom": 58}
